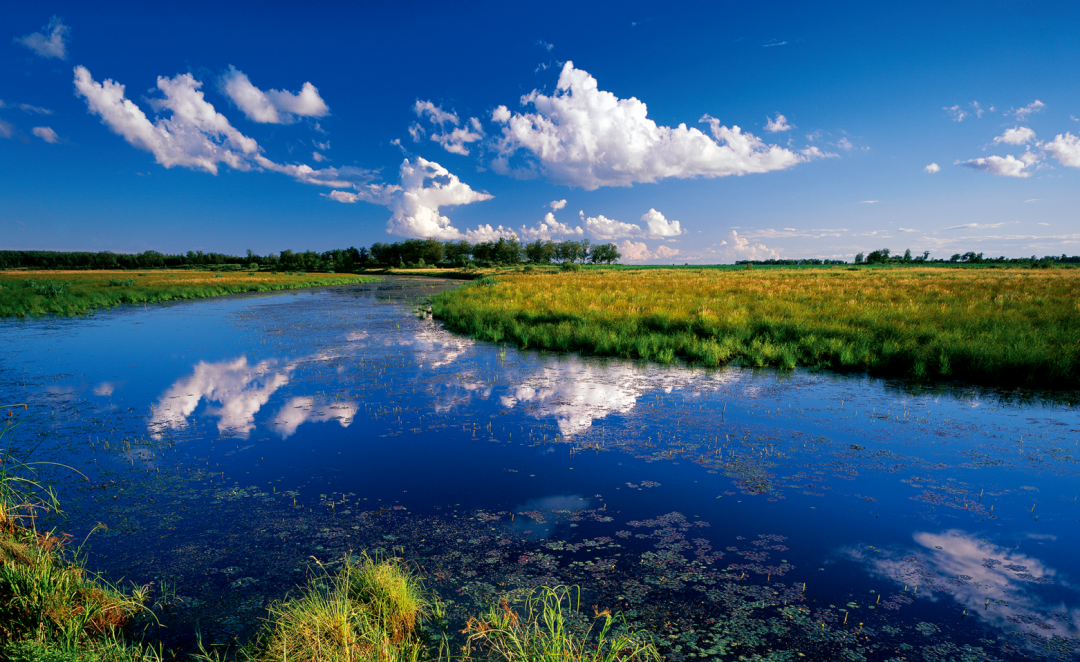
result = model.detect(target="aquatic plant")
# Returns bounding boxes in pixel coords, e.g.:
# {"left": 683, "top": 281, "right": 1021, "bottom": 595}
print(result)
{"left": 235, "top": 553, "right": 436, "bottom": 662}
{"left": 0, "top": 406, "right": 161, "bottom": 661}
{"left": 430, "top": 267, "right": 1080, "bottom": 388}
{"left": 463, "top": 586, "right": 659, "bottom": 662}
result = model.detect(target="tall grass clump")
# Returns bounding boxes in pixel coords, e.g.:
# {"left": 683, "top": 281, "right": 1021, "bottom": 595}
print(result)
{"left": 232, "top": 554, "right": 436, "bottom": 662}
{"left": 463, "top": 586, "right": 659, "bottom": 662}
{"left": 430, "top": 266, "right": 1080, "bottom": 388}
{"left": 0, "top": 406, "right": 161, "bottom": 662}
{"left": 0, "top": 270, "right": 380, "bottom": 318}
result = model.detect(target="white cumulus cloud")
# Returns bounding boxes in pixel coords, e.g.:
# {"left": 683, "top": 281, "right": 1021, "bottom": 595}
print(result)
{"left": 326, "top": 158, "right": 494, "bottom": 240}
{"left": 581, "top": 212, "right": 643, "bottom": 240}
{"left": 517, "top": 211, "right": 583, "bottom": 241}
{"left": 924, "top": 162, "right": 940, "bottom": 173}
{"left": 577, "top": 208, "right": 686, "bottom": 240}
{"left": 617, "top": 241, "right": 681, "bottom": 263}
{"left": 75, "top": 66, "right": 369, "bottom": 191}
{"left": 640, "top": 208, "right": 685, "bottom": 237}
{"left": 993, "top": 126, "right": 1036, "bottom": 145}
{"left": 75, "top": 66, "right": 261, "bottom": 174}
{"left": 387, "top": 158, "right": 493, "bottom": 238}
{"left": 16, "top": 17, "right": 69, "bottom": 60}
{"left": 491, "top": 61, "right": 811, "bottom": 190}
{"left": 1043, "top": 132, "right": 1080, "bottom": 168}
{"left": 550, "top": 199, "right": 567, "bottom": 211}
{"left": 712, "top": 230, "right": 779, "bottom": 262}
{"left": 32, "top": 126, "right": 59, "bottom": 143}
{"left": 957, "top": 154, "right": 1036, "bottom": 178}
{"left": 619, "top": 241, "right": 653, "bottom": 262}
{"left": 220, "top": 66, "right": 329, "bottom": 124}
{"left": 765, "top": 113, "right": 792, "bottom": 132}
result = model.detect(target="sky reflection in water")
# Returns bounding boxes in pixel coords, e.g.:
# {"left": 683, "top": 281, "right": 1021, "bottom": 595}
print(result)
{"left": 1, "top": 278, "right": 1078, "bottom": 660}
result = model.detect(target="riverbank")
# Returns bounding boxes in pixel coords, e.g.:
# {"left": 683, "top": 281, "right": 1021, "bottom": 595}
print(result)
{"left": 429, "top": 266, "right": 1080, "bottom": 389}
{"left": 0, "top": 270, "right": 380, "bottom": 317}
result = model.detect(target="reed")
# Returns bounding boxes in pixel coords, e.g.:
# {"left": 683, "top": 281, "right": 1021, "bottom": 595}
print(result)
{"left": 430, "top": 266, "right": 1080, "bottom": 388}
{"left": 0, "top": 407, "right": 162, "bottom": 661}
{"left": 0, "top": 270, "right": 380, "bottom": 317}
{"left": 462, "top": 586, "right": 659, "bottom": 662}
{"left": 230, "top": 553, "right": 436, "bottom": 662}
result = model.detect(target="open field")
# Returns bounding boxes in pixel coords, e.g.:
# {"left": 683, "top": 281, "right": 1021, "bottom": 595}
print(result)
{"left": 0, "top": 270, "right": 379, "bottom": 317}
{"left": 430, "top": 266, "right": 1080, "bottom": 388}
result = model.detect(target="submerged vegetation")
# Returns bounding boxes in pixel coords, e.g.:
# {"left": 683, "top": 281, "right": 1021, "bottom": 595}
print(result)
{"left": 431, "top": 266, "right": 1080, "bottom": 388}
{"left": 0, "top": 270, "right": 379, "bottom": 317}
{"left": 1, "top": 406, "right": 655, "bottom": 662}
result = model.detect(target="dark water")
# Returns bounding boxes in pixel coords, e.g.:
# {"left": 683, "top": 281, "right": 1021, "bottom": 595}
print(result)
{"left": 1, "top": 277, "right": 1078, "bottom": 661}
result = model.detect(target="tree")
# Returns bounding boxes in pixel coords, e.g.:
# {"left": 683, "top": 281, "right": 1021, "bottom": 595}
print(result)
{"left": 588, "top": 243, "right": 620, "bottom": 264}
{"left": 866, "top": 248, "right": 890, "bottom": 264}
{"left": 854, "top": 252, "right": 865, "bottom": 264}
{"left": 903, "top": 249, "right": 912, "bottom": 262}
{"left": 525, "top": 240, "right": 555, "bottom": 264}
{"left": 443, "top": 240, "right": 472, "bottom": 266}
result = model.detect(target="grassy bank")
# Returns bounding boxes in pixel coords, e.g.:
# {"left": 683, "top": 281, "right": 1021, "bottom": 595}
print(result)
{"left": 0, "top": 407, "right": 162, "bottom": 661}
{"left": 429, "top": 266, "right": 1080, "bottom": 388}
{"left": 0, "top": 270, "right": 380, "bottom": 317}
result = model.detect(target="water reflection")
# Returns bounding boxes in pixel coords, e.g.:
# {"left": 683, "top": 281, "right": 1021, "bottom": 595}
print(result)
{"left": 500, "top": 356, "right": 735, "bottom": 437}
{"left": 853, "top": 529, "right": 1079, "bottom": 651}
{"left": 149, "top": 356, "right": 292, "bottom": 439}
{"left": 271, "top": 396, "right": 358, "bottom": 439}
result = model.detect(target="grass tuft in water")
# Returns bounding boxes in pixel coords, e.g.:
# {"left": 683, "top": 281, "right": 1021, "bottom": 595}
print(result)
{"left": 463, "top": 586, "right": 659, "bottom": 662}
{"left": 231, "top": 553, "right": 435, "bottom": 662}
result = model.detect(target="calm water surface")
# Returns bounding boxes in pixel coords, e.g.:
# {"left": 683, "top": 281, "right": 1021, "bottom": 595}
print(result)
{"left": 1, "top": 277, "right": 1078, "bottom": 661}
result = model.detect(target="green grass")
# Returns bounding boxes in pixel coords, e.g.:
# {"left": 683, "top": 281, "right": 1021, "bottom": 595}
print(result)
{"left": 212, "top": 553, "right": 436, "bottom": 662}
{"left": 462, "top": 586, "right": 659, "bottom": 662}
{"left": 0, "top": 406, "right": 162, "bottom": 662}
{"left": 0, "top": 270, "right": 380, "bottom": 317}
{"left": 430, "top": 266, "right": 1080, "bottom": 389}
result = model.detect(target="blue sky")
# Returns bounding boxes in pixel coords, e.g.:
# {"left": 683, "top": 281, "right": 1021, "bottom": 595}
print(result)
{"left": 2, "top": 1, "right": 1079, "bottom": 263}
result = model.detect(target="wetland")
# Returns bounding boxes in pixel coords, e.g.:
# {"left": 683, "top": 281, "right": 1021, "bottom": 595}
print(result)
{"left": 2, "top": 276, "right": 1078, "bottom": 661}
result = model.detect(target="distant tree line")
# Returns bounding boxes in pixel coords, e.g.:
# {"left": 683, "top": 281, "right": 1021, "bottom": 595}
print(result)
{"left": 0, "top": 237, "right": 621, "bottom": 272}
{"left": 851, "top": 248, "right": 1079, "bottom": 267}
{"left": 735, "top": 249, "right": 1078, "bottom": 268}
{"left": 7, "top": 243, "right": 1074, "bottom": 272}
{"left": 735, "top": 258, "right": 848, "bottom": 266}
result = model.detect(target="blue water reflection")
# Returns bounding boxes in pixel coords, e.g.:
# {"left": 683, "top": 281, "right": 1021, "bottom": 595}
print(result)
{"left": 1, "top": 278, "right": 1078, "bottom": 660}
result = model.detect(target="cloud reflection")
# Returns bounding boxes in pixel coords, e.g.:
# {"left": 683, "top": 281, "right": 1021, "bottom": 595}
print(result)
{"left": 851, "top": 529, "right": 1079, "bottom": 651}
{"left": 500, "top": 356, "right": 734, "bottom": 437}
{"left": 149, "top": 356, "right": 292, "bottom": 439}
{"left": 271, "top": 396, "right": 358, "bottom": 439}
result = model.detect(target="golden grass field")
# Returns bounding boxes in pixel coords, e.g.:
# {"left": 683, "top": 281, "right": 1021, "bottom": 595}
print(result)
{"left": 431, "top": 266, "right": 1080, "bottom": 388}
